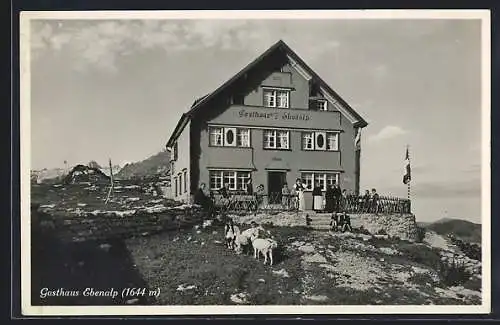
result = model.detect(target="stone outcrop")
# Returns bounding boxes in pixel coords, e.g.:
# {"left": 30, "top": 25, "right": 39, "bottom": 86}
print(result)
{"left": 350, "top": 213, "right": 418, "bottom": 242}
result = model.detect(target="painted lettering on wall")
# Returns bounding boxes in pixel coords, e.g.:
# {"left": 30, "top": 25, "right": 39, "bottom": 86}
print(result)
{"left": 238, "top": 109, "right": 311, "bottom": 121}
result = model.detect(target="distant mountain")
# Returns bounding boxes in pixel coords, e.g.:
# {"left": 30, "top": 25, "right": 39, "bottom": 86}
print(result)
{"left": 424, "top": 218, "right": 481, "bottom": 244}
{"left": 115, "top": 150, "right": 170, "bottom": 180}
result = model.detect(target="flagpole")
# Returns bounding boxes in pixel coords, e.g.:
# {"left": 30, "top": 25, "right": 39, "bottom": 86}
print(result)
{"left": 407, "top": 144, "right": 411, "bottom": 212}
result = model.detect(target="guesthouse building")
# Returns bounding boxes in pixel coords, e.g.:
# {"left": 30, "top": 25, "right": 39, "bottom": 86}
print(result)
{"left": 166, "top": 40, "right": 368, "bottom": 209}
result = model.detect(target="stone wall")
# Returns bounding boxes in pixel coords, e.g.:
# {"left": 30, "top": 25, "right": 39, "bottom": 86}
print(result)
{"left": 350, "top": 213, "right": 418, "bottom": 242}
{"left": 33, "top": 204, "right": 205, "bottom": 243}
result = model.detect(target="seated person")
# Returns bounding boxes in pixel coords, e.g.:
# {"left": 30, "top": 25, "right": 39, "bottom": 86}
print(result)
{"left": 329, "top": 213, "right": 339, "bottom": 232}
{"left": 193, "top": 183, "right": 214, "bottom": 217}
{"left": 340, "top": 212, "right": 352, "bottom": 232}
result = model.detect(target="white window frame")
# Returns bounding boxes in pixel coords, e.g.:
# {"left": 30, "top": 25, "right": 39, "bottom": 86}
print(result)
{"left": 237, "top": 129, "right": 251, "bottom": 147}
{"left": 315, "top": 173, "right": 327, "bottom": 191}
{"left": 224, "top": 127, "right": 237, "bottom": 147}
{"left": 301, "top": 172, "right": 340, "bottom": 192}
{"left": 209, "top": 126, "right": 251, "bottom": 148}
{"left": 183, "top": 170, "right": 187, "bottom": 193}
{"left": 315, "top": 132, "right": 327, "bottom": 151}
{"left": 236, "top": 171, "right": 251, "bottom": 191}
{"left": 302, "top": 132, "right": 315, "bottom": 150}
{"left": 264, "top": 129, "right": 289, "bottom": 150}
{"left": 209, "top": 127, "right": 224, "bottom": 146}
{"left": 326, "top": 173, "right": 340, "bottom": 188}
{"left": 317, "top": 99, "right": 328, "bottom": 111}
{"left": 302, "top": 131, "right": 340, "bottom": 151}
{"left": 209, "top": 171, "right": 224, "bottom": 191}
{"left": 210, "top": 170, "right": 251, "bottom": 191}
{"left": 223, "top": 172, "right": 237, "bottom": 190}
{"left": 302, "top": 173, "right": 313, "bottom": 191}
{"left": 263, "top": 88, "right": 290, "bottom": 108}
{"left": 326, "top": 132, "right": 339, "bottom": 151}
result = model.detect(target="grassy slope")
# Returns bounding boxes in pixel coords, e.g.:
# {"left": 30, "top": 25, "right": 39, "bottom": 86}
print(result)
{"left": 31, "top": 184, "right": 481, "bottom": 306}
{"left": 425, "top": 219, "right": 481, "bottom": 244}
{"left": 115, "top": 150, "right": 170, "bottom": 179}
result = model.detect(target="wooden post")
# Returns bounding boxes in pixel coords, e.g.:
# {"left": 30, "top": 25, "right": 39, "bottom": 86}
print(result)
{"left": 104, "top": 158, "right": 114, "bottom": 205}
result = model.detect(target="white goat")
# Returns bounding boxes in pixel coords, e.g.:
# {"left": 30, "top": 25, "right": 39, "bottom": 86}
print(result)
{"left": 224, "top": 223, "right": 240, "bottom": 250}
{"left": 250, "top": 233, "right": 278, "bottom": 265}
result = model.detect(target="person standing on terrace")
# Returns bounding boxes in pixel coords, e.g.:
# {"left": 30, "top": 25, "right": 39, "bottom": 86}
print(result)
{"left": 293, "top": 178, "right": 306, "bottom": 211}
{"left": 312, "top": 180, "right": 323, "bottom": 212}
{"left": 281, "top": 182, "right": 291, "bottom": 210}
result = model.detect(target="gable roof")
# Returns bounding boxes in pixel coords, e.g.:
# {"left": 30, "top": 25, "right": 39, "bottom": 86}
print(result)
{"left": 166, "top": 40, "right": 368, "bottom": 148}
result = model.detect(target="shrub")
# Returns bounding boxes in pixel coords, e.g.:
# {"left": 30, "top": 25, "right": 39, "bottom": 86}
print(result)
{"left": 408, "top": 272, "right": 436, "bottom": 286}
{"left": 398, "top": 243, "right": 442, "bottom": 270}
{"left": 376, "top": 229, "right": 388, "bottom": 235}
{"left": 449, "top": 236, "right": 481, "bottom": 261}
{"left": 438, "top": 260, "right": 471, "bottom": 287}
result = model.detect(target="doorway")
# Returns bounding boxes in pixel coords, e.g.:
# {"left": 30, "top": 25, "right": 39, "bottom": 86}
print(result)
{"left": 267, "top": 171, "right": 287, "bottom": 204}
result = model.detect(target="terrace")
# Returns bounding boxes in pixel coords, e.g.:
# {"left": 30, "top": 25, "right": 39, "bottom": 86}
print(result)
{"left": 209, "top": 191, "right": 411, "bottom": 215}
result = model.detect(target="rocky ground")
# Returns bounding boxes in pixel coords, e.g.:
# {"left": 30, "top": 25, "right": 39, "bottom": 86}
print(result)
{"left": 31, "top": 183, "right": 482, "bottom": 306}
{"left": 125, "top": 224, "right": 481, "bottom": 305}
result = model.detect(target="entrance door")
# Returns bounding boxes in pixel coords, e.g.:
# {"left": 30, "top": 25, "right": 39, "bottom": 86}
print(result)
{"left": 267, "top": 171, "right": 286, "bottom": 204}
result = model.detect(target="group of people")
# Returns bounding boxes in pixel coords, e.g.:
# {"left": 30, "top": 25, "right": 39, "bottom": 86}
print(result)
{"left": 329, "top": 212, "right": 353, "bottom": 233}
{"left": 292, "top": 178, "right": 344, "bottom": 213}
{"left": 193, "top": 177, "right": 381, "bottom": 216}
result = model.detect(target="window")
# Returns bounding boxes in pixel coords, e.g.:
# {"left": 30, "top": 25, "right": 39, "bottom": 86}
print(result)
{"left": 237, "top": 172, "right": 251, "bottom": 191}
{"left": 309, "top": 99, "right": 328, "bottom": 111}
{"left": 317, "top": 99, "right": 328, "bottom": 111}
{"left": 223, "top": 172, "right": 237, "bottom": 190}
{"left": 263, "top": 88, "right": 290, "bottom": 108}
{"left": 209, "top": 127, "right": 251, "bottom": 147}
{"left": 183, "top": 170, "right": 187, "bottom": 193}
{"left": 316, "top": 173, "right": 327, "bottom": 191}
{"left": 327, "top": 133, "right": 339, "bottom": 151}
{"left": 264, "top": 129, "right": 289, "bottom": 149}
{"left": 209, "top": 170, "right": 251, "bottom": 191}
{"left": 277, "top": 130, "right": 289, "bottom": 149}
{"left": 315, "top": 132, "right": 326, "bottom": 150}
{"left": 174, "top": 177, "right": 178, "bottom": 196}
{"left": 302, "top": 132, "right": 314, "bottom": 150}
{"left": 209, "top": 127, "right": 224, "bottom": 146}
{"left": 210, "top": 171, "right": 223, "bottom": 190}
{"left": 237, "top": 129, "right": 250, "bottom": 147}
{"left": 301, "top": 172, "right": 340, "bottom": 191}
{"left": 326, "top": 173, "right": 340, "bottom": 188}
{"left": 301, "top": 131, "right": 339, "bottom": 151}
{"left": 178, "top": 173, "right": 182, "bottom": 195}
{"left": 302, "top": 173, "right": 313, "bottom": 191}
{"left": 278, "top": 91, "right": 289, "bottom": 108}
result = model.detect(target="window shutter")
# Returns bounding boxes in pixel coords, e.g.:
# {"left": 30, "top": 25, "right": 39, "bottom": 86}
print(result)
{"left": 224, "top": 128, "right": 237, "bottom": 147}
{"left": 315, "top": 132, "right": 326, "bottom": 150}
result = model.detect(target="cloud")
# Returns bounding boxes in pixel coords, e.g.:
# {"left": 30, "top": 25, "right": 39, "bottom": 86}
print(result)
{"left": 30, "top": 19, "right": 343, "bottom": 73}
{"left": 368, "top": 125, "right": 408, "bottom": 143}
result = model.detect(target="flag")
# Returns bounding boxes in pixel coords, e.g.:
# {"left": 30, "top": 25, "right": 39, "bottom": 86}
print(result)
{"left": 354, "top": 128, "right": 361, "bottom": 150}
{"left": 403, "top": 147, "right": 411, "bottom": 184}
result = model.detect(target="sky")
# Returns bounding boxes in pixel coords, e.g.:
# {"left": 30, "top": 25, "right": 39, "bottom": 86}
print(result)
{"left": 29, "top": 17, "right": 484, "bottom": 223}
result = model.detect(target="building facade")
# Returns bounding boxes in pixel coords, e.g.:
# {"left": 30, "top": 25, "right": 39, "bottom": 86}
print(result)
{"left": 166, "top": 40, "right": 368, "bottom": 209}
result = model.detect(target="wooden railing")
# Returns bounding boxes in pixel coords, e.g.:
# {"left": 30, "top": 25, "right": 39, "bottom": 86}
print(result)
{"left": 342, "top": 195, "right": 411, "bottom": 214}
{"left": 207, "top": 191, "right": 411, "bottom": 214}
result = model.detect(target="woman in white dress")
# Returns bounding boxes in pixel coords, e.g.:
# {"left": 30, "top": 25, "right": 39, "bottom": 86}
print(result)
{"left": 312, "top": 180, "right": 323, "bottom": 212}
{"left": 293, "top": 178, "right": 306, "bottom": 211}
